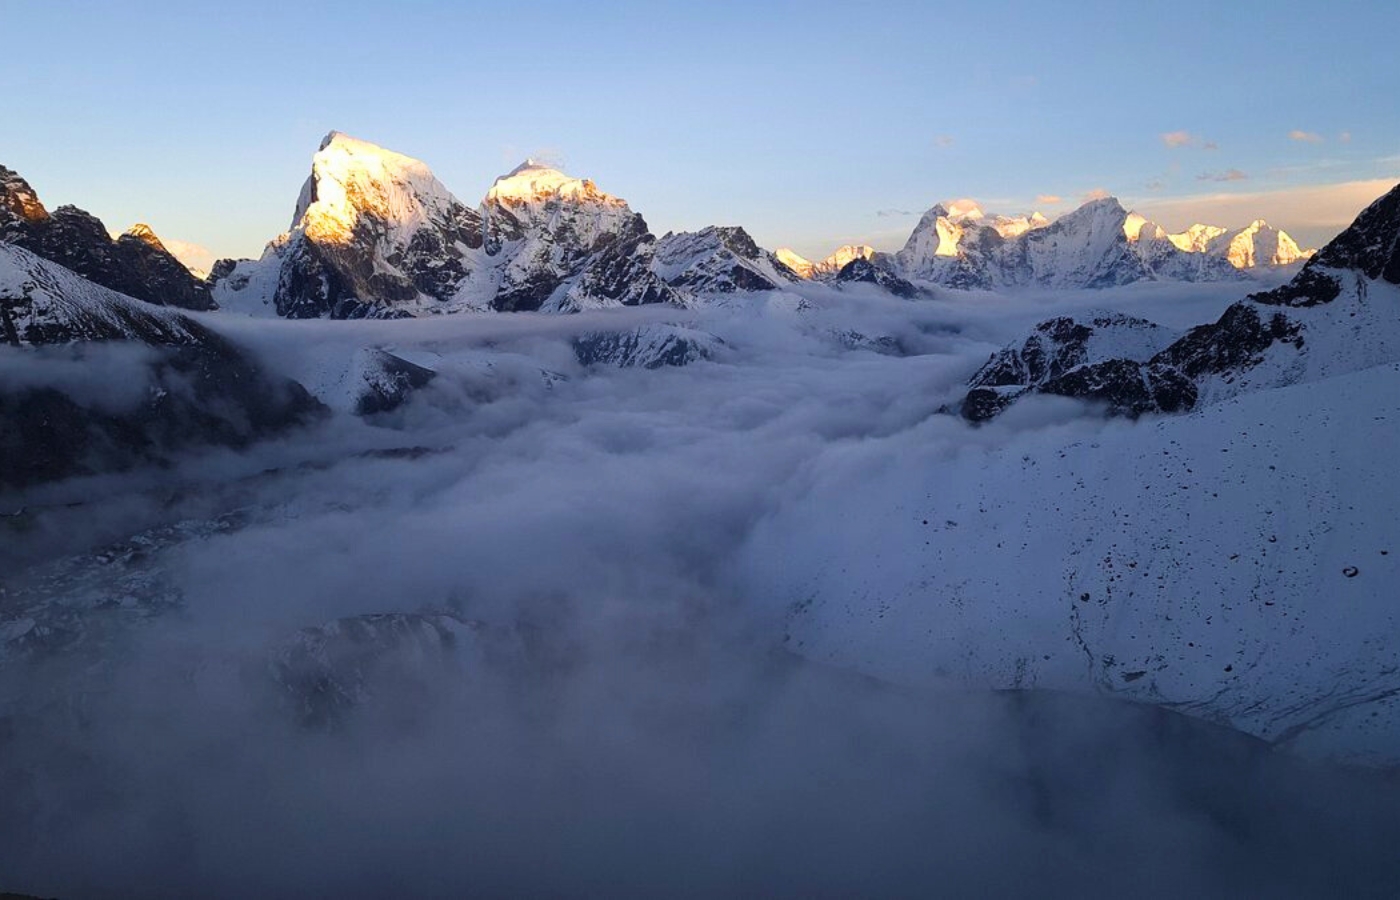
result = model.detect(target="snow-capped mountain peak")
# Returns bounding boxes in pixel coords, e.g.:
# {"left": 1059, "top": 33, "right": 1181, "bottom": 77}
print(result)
{"left": 0, "top": 165, "right": 48, "bottom": 223}
{"left": 813, "top": 244, "right": 877, "bottom": 277}
{"left": 1166, "top": 223, "right": 1228, "bottom": 253}
{"left": 211, "top": 131, "right": 484, "bottom": 318}
{"left": 773, "top": 248, "right": 815, "bottom": 278}
{"left": 484, "top": 159, "right": 625, "bottom": 209}
{"left": 1211, "top": 219, "right": 1312, "bottom": 268}
{"left": 1165, "top": 221, "right": 1312, "bottom": 268}
{"left": 292, "top": 130, "right": 464, "bottom": 247}
{"left": 122, "top": 223, "right": 167, "bottom": 251}
{"left": 990, "top": 212, "right": 1048, "bottom": 238}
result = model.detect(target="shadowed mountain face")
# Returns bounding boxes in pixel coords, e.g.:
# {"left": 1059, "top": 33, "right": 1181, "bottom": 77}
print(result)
{"left": 0, "top": 243, "right": 322, "bottom": 490}
{"left": 0, "top": 165, "right": 214, "bottom": 311}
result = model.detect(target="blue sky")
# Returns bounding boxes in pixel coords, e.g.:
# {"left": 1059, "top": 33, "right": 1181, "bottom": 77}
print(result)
{"left": 5, "top": 0, "right": 1398, "bottom": 266}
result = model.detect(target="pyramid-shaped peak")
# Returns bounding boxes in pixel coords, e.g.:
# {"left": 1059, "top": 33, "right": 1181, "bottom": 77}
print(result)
{"left": 1051, "top": 196, "right": 1128, "bottom": 229}
{"left": 122, "top": 222, "right": 167, "bottom": 251}
{"left": 291, "top": 131, "right": 462, "bottom": 237}
{"left": 0, "top": 164, "right": 49, "bottom": 222}
{"left": 1076, "top": 195, "right": 1126, "bottom": 213}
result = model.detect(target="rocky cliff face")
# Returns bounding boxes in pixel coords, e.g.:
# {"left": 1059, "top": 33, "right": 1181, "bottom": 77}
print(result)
{"left": 0, "top": 165, "right": 214, "bottom": 311}
{"left": 833, "top": 257, "right": 922, "bottom": 298}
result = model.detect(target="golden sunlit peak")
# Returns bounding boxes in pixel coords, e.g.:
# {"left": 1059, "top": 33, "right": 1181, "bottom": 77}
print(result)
{"left": 122, "top": 222, "right": 167, "bottom": 251}
{"left": 486, "top": 159, "right": 624, "bottom": 208}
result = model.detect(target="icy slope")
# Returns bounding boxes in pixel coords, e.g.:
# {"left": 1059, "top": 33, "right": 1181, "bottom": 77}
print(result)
{"left": 1, "top": 242, "right": 215, "bottom": 345}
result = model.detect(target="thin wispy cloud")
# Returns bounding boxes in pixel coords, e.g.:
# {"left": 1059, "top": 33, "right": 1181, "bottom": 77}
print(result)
{"left": 1197, "top": 169, "right": 1249, "bottom": 183}
{"left": 1082, "top": 187, "right": 1111, "bottom": 202}
{"left": 875, "top": 208, "right": 918, "bottom": 218}
{"left": 1340, "top": 131, "right": 1353, "bottom": 143}
{"left": 1161, "top": 131, "right": 1217, "bottom": 151}
{"left": 1289, "top": 130, "right": 1324, "bottom": 144}
{"left": 1034, "top": 194, "right": 1062, "bottom": 205}
{"left": 933, "top": 135, "right": 956, "bottom": 149}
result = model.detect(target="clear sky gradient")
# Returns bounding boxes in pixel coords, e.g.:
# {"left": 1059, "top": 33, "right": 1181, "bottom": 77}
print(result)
{"left": 5, "top": 0, "right": 1398, "bottom": 268}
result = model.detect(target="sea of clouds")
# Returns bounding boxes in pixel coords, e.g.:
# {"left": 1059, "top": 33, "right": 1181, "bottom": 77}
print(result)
{"left": 3, "top": 279, "right": 1398, "bottom": 898}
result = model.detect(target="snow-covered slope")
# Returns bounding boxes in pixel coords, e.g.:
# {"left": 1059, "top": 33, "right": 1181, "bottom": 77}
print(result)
{"left": 811, "top": 244, "right": 877, "bottom": 279}
{"left": 651, "top": 226, "right": 798, "bottom": 296}
{"left": 773, "top": 248, "right": 815, "bottom": 279}
{"left": 572, "top": 323, "right": 724, "bottom": 368}
{"left": 747, "top": 360, "right": 1400, "bottom": 764}
{"left": 1, "top": 242, "right": 214, "bottom": 345}
{"left": 739, "top": 181, "right": 1400, "bottom": 765}
{"left": 1167, "top": 224, "right": 1229, "bottom": 254}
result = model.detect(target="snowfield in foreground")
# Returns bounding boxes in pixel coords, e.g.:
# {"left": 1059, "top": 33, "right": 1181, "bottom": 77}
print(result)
{"left": 744, "top": 361, "right": 1400, "bottom": 764}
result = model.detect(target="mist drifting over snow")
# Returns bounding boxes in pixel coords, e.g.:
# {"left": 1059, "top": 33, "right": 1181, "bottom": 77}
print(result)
{"left": 4, "top": 281, "right": 1400, "bottom": 898}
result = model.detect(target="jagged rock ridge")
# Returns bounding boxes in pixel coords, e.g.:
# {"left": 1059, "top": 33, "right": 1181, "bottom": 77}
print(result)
{"left": 0, "top": 164, "right": 214, "bottom": 310}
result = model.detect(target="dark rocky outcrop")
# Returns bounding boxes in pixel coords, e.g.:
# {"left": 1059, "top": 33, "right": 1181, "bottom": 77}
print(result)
{"left": 353, "top": 349, "right": 437, "bottom": 416}
{"left": 0, "top": 165, "right": 214, "bottom": 311}
{"left": 960, "top": 313, "right": 1177, "bottom": 420}
{"left": 834, "top": 257, "right": 922, "bottom": 298}
{"left": 271, "top": 612, "right": 483, "bottom": 729}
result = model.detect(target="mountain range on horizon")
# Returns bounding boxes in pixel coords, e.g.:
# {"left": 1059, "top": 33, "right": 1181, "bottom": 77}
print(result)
{"left": 5, "top": 111, "right": 1400, "bottom": 784}
{"left": 3, "top": 132, "right": 1320, "bottom": 322}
